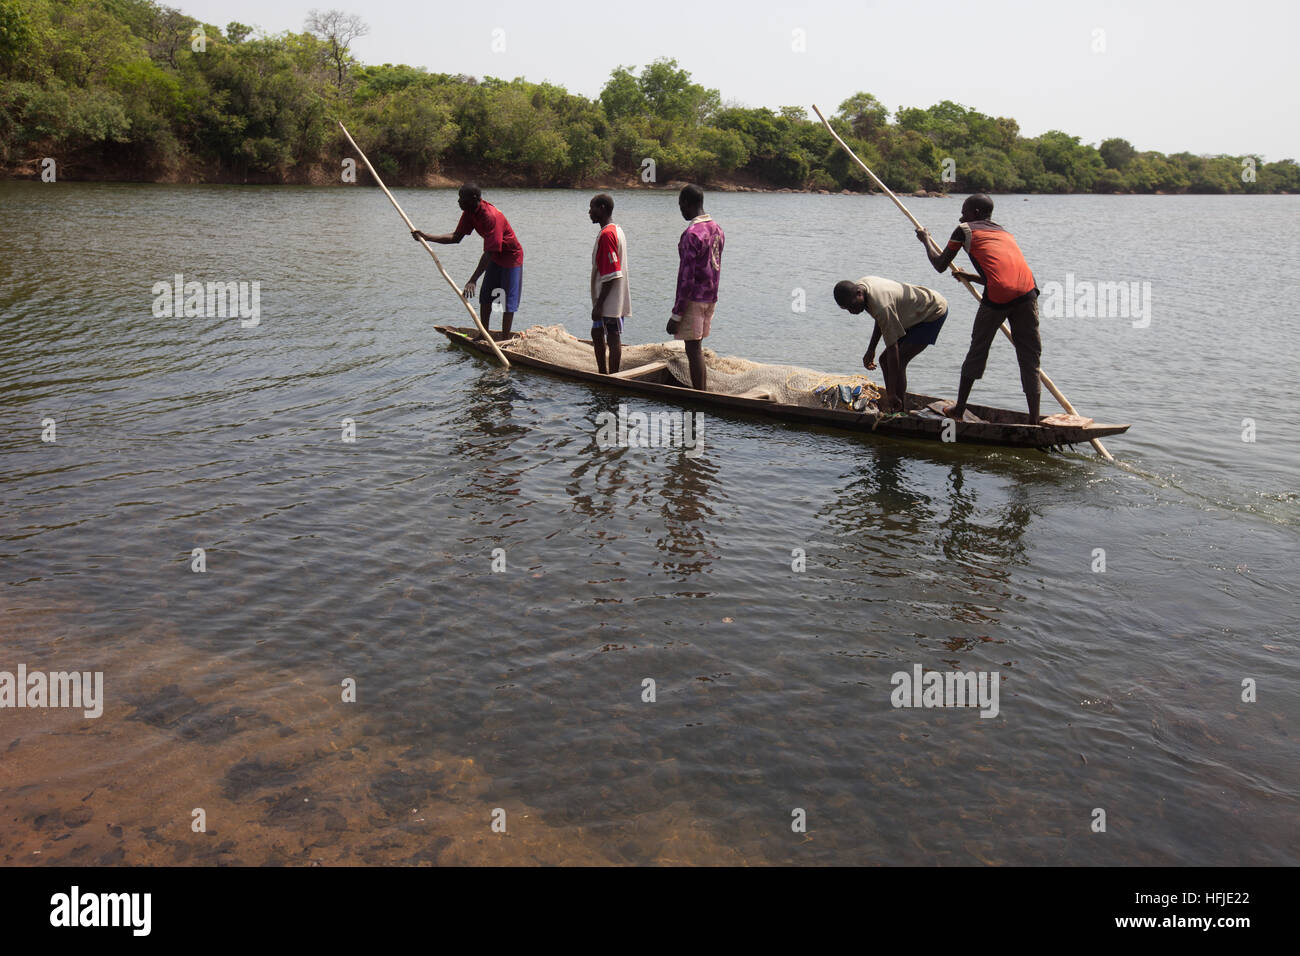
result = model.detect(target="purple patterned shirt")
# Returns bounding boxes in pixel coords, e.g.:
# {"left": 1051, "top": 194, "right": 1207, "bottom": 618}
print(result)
{"left": 673, "top": 214, "right": 724, "bottom": 315}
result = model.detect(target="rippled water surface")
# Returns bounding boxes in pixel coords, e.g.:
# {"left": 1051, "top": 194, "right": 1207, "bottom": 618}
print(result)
{"left": 1, "top": 183, "right": 1296, "bottom": 865}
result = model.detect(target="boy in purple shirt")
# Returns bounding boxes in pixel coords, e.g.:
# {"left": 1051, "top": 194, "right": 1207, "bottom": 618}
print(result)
{"left": 666, "top": 184, "right": 724, "bottom": 391}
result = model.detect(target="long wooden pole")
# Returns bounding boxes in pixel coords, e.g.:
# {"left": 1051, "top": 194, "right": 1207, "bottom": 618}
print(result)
{"left": 337, "top": 122, "right": 510, "bottom": 368}
{"left": 812, "top": 105, "right": 1112, "bottom": 461}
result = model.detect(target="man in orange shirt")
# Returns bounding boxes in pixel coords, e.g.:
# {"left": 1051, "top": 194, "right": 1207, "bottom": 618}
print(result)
{"left": 917, "top": 194, "right": 1041, "bottom": 422}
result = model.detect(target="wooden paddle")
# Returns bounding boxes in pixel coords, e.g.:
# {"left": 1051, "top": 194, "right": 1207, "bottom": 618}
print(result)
{"left": 812, "top": 105, "right": 1113, "bottom": 461}
{"left": 337, "top": 121, "right": 510, "bottom": 368}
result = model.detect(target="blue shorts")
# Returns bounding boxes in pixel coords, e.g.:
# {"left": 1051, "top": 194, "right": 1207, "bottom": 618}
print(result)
{"left": 898, "top": 310, "right": 947, "bottom": 346}
{"left": 481, "top": 263, "right": 522, "bottom": 314}
{"left": 592, "top": 316, "right": 625, "bottom": 335}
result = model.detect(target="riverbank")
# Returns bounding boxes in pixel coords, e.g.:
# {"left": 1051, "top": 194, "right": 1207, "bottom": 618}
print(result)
{"left": 0, "top": 155, "right": 955, "bottom": 196}
{"left": 4, "top": 157, "right": 1274, "bottom": 196}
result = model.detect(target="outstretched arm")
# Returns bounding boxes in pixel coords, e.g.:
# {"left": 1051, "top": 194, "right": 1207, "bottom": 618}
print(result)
{"left": 916, "top": 227, "right": 959, "bottom": 272}
{"left": 412, "top": 229, "right": 461, "bottom": 244}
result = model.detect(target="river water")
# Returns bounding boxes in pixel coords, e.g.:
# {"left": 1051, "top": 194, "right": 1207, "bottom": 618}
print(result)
{"left": 1, "top": 182, "right": 1296, "bottom": 865}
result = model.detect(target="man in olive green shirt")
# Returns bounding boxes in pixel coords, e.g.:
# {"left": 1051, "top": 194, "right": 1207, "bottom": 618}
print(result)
{"left": 833, "top": 276, "right": 949, "bottom": 412}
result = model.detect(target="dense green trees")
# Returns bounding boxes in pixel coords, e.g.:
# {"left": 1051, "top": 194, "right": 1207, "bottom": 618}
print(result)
{"left": 2, "top": 0, "right": 1296, "bottom": 193}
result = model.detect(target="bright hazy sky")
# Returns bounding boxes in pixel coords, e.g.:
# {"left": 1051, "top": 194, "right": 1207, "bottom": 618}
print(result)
{"left": 178, "top": 0, "right": 1299, "bottom": 160}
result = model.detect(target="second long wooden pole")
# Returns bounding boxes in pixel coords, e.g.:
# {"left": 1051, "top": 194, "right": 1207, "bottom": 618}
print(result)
{"left": 338, "top": 122, "right": 510, "bottom": 368}
{"left": 812, "top": 105, "right": 1111, "bottom": 460}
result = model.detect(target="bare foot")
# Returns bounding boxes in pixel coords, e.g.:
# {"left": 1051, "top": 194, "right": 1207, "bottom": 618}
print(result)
{"left": 942, "top": 402, "right": 964, "bottom": 420}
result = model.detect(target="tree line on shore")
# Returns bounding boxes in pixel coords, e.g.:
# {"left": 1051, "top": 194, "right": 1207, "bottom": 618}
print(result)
{"left": 2, "top": 0, "right": 1296, "bottom": 194}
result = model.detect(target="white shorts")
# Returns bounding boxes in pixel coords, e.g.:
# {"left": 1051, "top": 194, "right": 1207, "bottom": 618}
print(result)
{"left": 673, "top": 300, "right": 715, "bottom": 341}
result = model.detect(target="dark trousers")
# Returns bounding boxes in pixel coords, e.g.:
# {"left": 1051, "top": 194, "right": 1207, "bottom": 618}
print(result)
{"left": 961, "top": 294, "right": 1042, "bottom": 402}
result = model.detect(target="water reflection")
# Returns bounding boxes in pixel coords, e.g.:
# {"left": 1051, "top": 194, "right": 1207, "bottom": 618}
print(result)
{"left": 443, "top": 371, "right": 529, "bottom": 503}
{"left": 564, "top": 389, "right": 629, "bottom": 522}
{"left": 935, "top": 461, "right": 1033, "bottom": 569}
{"left": 563, "top": 389, "right": 722, "bottom": 581}
{"left": 653, "top": 434, "right": 720, "bottom": 580}
{"left": 817, "top": 446, "right": 1053, "bottom": 631}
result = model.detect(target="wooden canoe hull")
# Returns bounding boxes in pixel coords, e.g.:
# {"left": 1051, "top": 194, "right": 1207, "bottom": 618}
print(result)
{"left": 435, "top": 326, "right": 1131, "bottom": 451}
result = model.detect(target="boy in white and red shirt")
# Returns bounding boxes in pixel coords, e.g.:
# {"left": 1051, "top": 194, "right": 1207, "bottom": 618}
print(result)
{"left": 587, "top": 193, "right": 631, "bottom": 374}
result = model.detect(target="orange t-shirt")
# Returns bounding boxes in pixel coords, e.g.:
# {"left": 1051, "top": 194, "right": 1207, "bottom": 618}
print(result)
{"left": 947, "top": 220, "right": 1036, "bottom": 307}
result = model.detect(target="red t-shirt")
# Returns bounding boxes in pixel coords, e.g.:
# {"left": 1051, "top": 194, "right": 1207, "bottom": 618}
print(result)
{"left": 595, "top": 223, "right": 623, "bottom": 278}
{"left": 947, "top": 220, "right": 1035, "bottom": 307}
{"left": 453, "top": 201, "right": 523, "bottom": 267}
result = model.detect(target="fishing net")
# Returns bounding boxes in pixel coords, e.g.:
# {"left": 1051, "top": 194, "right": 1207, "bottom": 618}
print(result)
{"left": 507, "top": 325, "right": 882, "bottom": 410}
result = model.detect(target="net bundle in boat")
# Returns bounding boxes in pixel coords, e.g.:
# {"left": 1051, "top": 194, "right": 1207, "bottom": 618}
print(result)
{"left": 507, "top": 325, "right": 881, "bottom": 410}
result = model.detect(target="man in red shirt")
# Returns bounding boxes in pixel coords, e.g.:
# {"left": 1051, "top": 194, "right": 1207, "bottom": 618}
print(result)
{"left": 412, "top": 183, "right": 524, "bottom": 334}
{"left": 917, "top": 193, "right": 1042, "bottom": 422}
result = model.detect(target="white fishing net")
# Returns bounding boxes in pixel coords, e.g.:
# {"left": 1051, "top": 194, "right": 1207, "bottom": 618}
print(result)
{"left": 507, "top": 325, "right": 881, "bottom": 410}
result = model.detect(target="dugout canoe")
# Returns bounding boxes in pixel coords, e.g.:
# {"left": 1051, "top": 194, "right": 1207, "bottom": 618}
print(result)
{"left": 435, "top": 326, "right": 1131, "bottom": 451}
